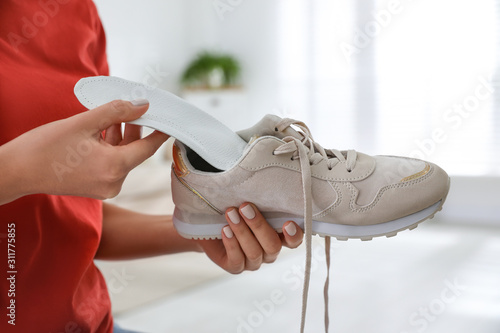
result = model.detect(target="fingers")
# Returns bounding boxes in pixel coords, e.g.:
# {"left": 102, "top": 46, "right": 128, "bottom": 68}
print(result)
{"left": 240, "top": 203, "right": 283, "bottom": 263}
{"left": 103, "top": 123, "right": 147, "bottom": 146}
{"left": 122, "top": 124, "right": 142, "bottom": 145}
{"left": 225, "top": 207, "right": 265, "bottom": 270}
{"left": 104, "top": 124, "right": 122, "bottom": 145}
{"left": 198, "top": 237, "right": 245, "bottom": 275}
{"left": 226, "top": 203, "right": 282, "bottom": 268}
{"left": 85, "top": 99, "right": 168, "bottom": 169}
{"left": 121, "top": 130, "right": 169, "bottom": 170}
{"left": 83, "top": 99, "right": 150, "bottom": 131}
{"left": 209, "top": 204, "right": 304, "bottom": 274}
{"left": 281, "top": 221, "right": 304, "bottom": 248}
{"left": 82, "top": 99, "right": 146, "bottom": 144}
{"left": 220, "top": 226, "right": 245, "bottom": 274}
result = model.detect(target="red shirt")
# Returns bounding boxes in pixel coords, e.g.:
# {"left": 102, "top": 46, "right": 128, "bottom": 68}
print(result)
{"left": 0, "top": 1, "right": 112, "bottom": 332}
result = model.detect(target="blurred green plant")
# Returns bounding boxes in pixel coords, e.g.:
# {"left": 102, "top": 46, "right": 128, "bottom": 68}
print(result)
{"left": 181, "top": 52, "right": 241, "bottom": 89}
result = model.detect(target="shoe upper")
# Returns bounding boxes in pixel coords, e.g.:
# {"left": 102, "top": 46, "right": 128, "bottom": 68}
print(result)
{"left": 171, "top": 114, "right": 449, "bottom": 227}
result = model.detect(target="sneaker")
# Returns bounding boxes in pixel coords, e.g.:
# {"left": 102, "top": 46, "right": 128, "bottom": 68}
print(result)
{"left": 172, "top": 114, "right": 449, "bottom": 332}
{"left": 171, "top": 114, "right": 450, "bottom": 241}
{"left": 75, "top": 76, "right": 450, "bottom": 333}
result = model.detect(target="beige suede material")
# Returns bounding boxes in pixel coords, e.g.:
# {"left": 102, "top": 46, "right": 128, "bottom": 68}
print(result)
{"left": 171, "top": 171, "right": 222, "bottom": 216}
{"left": 353, "top": 156, "right": 426, "bottom": 206}
{"left": 239, "top": 137, "right": 376, "bottom": 182}
{"left": 191, "top": 167, "right": 338, "bottom": 215}
{"left": 172, "top": 120, "right": 449, "bottom": 228}
{"left": 173, "top": 140, "right": 340, "bottom": 217}
{"left": 180, "top": 164, "right": 253, "bottom": 191}
{"left": 315, "top": 163, "right": 449, "bottom": 225}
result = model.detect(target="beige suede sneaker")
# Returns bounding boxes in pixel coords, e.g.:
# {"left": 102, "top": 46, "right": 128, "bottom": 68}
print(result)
{"left": 172, "top": 114, "right": 450, "bottom": 241}
{"left": 171, "top": 114, "right": 450, "bottom": 333}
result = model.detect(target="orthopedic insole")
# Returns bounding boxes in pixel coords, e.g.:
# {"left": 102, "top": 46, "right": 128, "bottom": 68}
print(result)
{"left": 74, "top": 76, "right": 247, "bottom": 171}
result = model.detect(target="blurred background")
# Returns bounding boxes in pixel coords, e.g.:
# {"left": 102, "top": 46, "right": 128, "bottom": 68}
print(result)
{"left": 92, "top": 0, "right": 500, "bottom": 332}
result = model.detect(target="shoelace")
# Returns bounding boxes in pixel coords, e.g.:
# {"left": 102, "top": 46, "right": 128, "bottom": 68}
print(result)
{"left": 273, "top": 118, "right": 357, "bottom": 333}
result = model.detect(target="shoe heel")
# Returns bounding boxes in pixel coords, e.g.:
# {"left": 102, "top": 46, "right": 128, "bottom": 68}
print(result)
{"left": 173, "top": 208, "right": 227, "bottom": 239}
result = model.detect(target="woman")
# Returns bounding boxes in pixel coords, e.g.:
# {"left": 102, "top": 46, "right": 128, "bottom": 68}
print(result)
{"left": 0, "top": 1, "right": 303, "bottom": 332}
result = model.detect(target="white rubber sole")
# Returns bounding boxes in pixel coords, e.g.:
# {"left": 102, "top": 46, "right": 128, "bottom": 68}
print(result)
{"left": 173, "top": 199, "right": 445, "bottom": 241}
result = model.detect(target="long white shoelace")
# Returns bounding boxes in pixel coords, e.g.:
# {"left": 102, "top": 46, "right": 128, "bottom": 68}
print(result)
{"left": 273, "top": 118, "right": 357, "bottom": 333}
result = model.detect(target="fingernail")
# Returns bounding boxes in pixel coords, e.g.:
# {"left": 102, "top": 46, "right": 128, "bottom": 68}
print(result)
{"left": 284, "top": 223, "right": 297, "bottom": 236}
{"left": 227, "top": 209, "right": 240, "bottom": 224}
{"left": 241, "top": 204, "right": 256, "bottom": 220}
{"left": 130, "top": 98, "right": 149, "bottom": 106}
{"left": 223, "top": 226, "right": 234, "bottom": 239}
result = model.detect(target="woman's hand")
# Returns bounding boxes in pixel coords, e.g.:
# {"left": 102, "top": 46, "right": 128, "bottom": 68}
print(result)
{"left": 197, "top": 203, "right": 304, "bottom": 274}
{"left": 0, "top": 99, "right": 168, "bottom": 204}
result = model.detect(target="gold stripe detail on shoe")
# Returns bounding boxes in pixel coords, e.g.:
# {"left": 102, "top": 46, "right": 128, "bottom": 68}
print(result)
{"left": 400, "top": 163, "right": 431, "bottom": 182}
{"left": 172, "top": 171, "right": 223, "bottom": 215}
{"left": 173, "top": 144, "right": 190, "bottom": 178}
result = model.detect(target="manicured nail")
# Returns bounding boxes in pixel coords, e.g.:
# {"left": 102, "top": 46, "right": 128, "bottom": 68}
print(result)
{"left": 227, "top": 209, "right": 240, "bottom": 224}
{"left": 130, "top": 98, "right": 149, "bottom": 106}
{"left": 284, "top": 223, "right": 297, "bottom": 236}
{"left": 241, "top": 204, "right": 256, "bottom": 220}
{"left": 223, "top": 226, "right": 234, "bottom": 238}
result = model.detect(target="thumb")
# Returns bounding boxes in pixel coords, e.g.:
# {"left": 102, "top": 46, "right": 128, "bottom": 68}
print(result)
{"left": 82, "top": 99, "right": 150, "bottom": 131}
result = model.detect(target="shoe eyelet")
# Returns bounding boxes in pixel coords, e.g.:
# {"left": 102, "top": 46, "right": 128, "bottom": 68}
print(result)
{"left": 272, "top": 151, "right": 275, "bottom": 156}
{"left": 347, "top": 169, "right": 352, "bottom": 173}
{"left": 290, "top": 157, "right": 294, "bottom": 161}
{"left": 274, "top": 127, "right": 279, "bottom": 132}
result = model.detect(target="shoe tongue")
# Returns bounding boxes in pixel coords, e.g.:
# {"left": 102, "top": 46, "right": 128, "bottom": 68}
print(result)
{"left": 237, "top": 114, "right": 303, "bottom": 143}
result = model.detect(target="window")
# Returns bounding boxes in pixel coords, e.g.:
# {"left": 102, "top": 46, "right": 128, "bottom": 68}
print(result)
{"left": 277, "top": 0, "right": 499, "bottom": 176}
